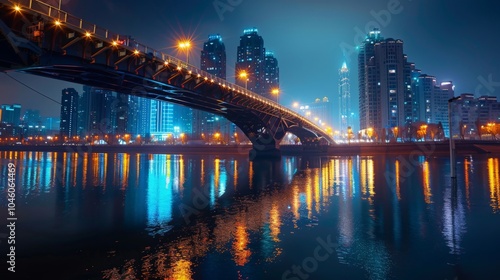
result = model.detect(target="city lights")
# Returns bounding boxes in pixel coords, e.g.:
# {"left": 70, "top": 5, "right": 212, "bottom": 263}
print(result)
{"left": 239, "top": 71, "right": 248, "bottom": 89}
{"left": 178, "top": 40, "right": 192, "bottom": 64}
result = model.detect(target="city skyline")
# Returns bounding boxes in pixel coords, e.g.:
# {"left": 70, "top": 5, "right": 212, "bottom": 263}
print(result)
{"left": 1, "top": 0, "right": 499, "bottom": 122}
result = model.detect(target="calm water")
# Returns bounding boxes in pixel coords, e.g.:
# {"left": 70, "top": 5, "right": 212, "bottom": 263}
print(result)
{"left": 1, "top": 151, "right": 500, "bottom": 279}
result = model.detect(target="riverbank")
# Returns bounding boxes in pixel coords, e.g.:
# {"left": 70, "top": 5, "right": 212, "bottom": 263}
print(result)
{"left": 1, "top": 140, "right": 499, "bottom": 156}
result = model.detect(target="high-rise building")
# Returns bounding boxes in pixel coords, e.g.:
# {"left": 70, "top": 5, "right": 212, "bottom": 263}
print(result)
{"left": 358, "top": 29, "right": 414, "bottom": 132}
{"left": 476, "top": 95, "right": 500, "bottom": 124}
{"left": 126, "top": 96, "right": 150, "bottom": 137}
{"left": 174, "top": 105, "right": 193, "bottom": 136}
{"left": 80, "top": 86, "right": 116, "bottom": 135}
{"left": 339, "top": 62, "right": 350, "bottom": 134}
{"left": 0, "top": 104, "right": 21, "bottom": 126}
{"left": 412, "top": 75, "right": 454, "bottom": 136}
{"left": 198, "top": 34, "right": 235, "bottom": 142}
{"left": 60, "top": 88, "right": 79, "bottom": 138}
{"left": 44, "top": 117, "right": 60, "bottom": 134}
{"left": 358, "top": 28, "right": 384, "bottom": 131}
{"left": 23, "top": 109, "right": 41, "bottom": 126}
{"left": 137, "top": 97, "right": 151, "bottom": 136}
{"left": 235, "top": 28, "right": 266, "bottom": 96}
{"left": 201, "top": 34, "right": 226, "bottom": 79}
{"left": 263, "top": 51, "right": 279, "bottom": 97}
{"left": 114, "top": 93, "right": 130, "bottom": 134}
{"left": 150, "top": 100, "right": 174, "bottom": 141}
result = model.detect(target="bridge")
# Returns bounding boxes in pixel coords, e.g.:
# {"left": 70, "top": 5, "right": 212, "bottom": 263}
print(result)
{"left": 0, "top": 0, "right": 335, "bottom": 158}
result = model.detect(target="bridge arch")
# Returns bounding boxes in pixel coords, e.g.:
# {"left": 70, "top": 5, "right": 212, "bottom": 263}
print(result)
{"left": 0, "top": 0, "right": 335, "bottom": 158}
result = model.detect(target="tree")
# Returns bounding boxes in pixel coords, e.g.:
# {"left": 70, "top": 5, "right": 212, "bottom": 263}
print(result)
{"left": 475, "top": 119, "right": 483, "bottom": 140}
{"left": 428, "top": 124, "right": 439, "bottom": 141}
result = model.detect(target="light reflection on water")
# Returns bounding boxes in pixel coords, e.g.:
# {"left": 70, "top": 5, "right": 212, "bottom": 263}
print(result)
{"left": 1, "top": 151, "right": 500, "bottom": 279}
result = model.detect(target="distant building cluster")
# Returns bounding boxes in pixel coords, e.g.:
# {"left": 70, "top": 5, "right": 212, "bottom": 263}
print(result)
{"left": 55, "top": 28, "right": 281, "bottom": 144}
{"left": 356, "top": 28, "right": 500, "bottom": 140}
{"left": 235, "top": 28, "right": 280, "bottom": 99}
{"left": 293, "top": 97, "right": 334, "bottom": 134}
{"left": 0, "top": 103, "right": 60, "bottom": 143}
{"left": 451, "top": 94, "right": 500, "bottom": 139}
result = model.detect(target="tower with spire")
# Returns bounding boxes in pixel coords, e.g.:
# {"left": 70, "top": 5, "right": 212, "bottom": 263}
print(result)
{"left": 339, "top": 61, "right": 351, "bottom": 135}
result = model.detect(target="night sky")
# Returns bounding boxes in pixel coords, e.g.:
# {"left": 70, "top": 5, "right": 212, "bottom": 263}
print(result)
{"left": 1, "top": 0, "right": 499, "bottom": 126}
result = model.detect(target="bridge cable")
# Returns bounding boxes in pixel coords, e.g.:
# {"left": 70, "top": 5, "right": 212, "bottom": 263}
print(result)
{"left": 3, "top": 72, "right": 61, "bottom": 105}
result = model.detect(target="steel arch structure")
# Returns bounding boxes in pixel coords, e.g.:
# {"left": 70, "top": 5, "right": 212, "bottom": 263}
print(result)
{"left": 0, "top": 0, "right": 335, "bottom": 158}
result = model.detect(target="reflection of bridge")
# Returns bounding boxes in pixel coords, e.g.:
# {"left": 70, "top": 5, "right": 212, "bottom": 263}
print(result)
{"left": 0, "top": 0, "right": 335, "bottom": 158}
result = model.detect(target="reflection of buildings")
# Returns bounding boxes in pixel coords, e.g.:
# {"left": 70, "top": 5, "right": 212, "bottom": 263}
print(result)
{"left": 7, "top": 151, "right": 498, "bottom": 279}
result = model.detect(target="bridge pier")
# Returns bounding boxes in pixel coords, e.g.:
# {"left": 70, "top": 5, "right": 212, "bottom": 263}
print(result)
{"left": 249, "top": 146, "right": 281, "bottom": 160}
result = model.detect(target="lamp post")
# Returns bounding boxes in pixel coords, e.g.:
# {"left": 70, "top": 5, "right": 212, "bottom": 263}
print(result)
{"left": 178, "top": 40, "right": 192, "bottom": 65}
{"left": 239, "top": 71, "right": 248, "bottom": 90}
{"left": 448, "top": 96, "right": 460, "bottom": 178}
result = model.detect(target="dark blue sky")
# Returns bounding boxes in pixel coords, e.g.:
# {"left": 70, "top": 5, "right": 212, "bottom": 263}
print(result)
{"left": 1, "top": 0, "right": 499, "bottom": 123}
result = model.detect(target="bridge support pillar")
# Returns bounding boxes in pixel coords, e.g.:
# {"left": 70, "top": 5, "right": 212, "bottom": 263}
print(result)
{"left": 249, "top": 146, "right": 281, "bottom": 160}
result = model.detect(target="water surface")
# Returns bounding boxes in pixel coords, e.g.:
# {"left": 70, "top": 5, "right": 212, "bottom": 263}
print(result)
{"left": 0, "top": 151, "right": 499, "bottom": 279}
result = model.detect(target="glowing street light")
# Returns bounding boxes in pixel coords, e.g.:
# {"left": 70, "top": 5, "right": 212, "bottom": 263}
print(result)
{"left": 239, "top": 71, "right": 248, "bottom": 89}
{"left": 178, "top": 40, "right": 192, "bottom": 64}
{"left": 272, "top": 88, "right": 280, "bottom": 104}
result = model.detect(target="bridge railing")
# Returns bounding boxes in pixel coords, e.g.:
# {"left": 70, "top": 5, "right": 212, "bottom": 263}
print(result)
{"left": 6, "top": 0, "right": 331, "bottom": 139}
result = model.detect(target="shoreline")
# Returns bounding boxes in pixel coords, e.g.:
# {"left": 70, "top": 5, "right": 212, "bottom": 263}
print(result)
{"left": 1, "top": 140, "right": 499, "bottom": 156}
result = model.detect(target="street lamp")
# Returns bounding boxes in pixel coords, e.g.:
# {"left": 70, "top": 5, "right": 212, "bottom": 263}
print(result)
{"left": 239, "top": 71, "right": 248, "bottom": 89}
{"left": 178, "top": 40, "right": 192, "bottom": 65}
{"left": 272, "top": 88, "right": 280, "bottom": 104}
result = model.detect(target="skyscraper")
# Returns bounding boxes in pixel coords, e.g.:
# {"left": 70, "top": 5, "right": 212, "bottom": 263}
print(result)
{"left": 236, "top": 28, "right": 266, "bottom": 95}
{"left": 201, "top": 34, "right": 226, "bottom": 79}
{"left": 264, "top": 51, "right": 279, "bottom": 97}
{"left": 413, "top": 75, "right": 453, "bottom": 135}
{"left": 80, "top": 86, "right": 116, "bottom": 135}
{"left": 0, "top": 104, "right": 21, "bottom": 126}
{"left": 358, "top": 28, "right": 384, "bottom": 131}
{"left": 127, "top": 96, "right": 150, "bottom": 137}
{"left": 339, "top": 62, "right": 350, "bottom": 134}
{"left": 150, "top": 100, "right": 174, "bottom": 141}
{"left": 358, "top": 29, "right": 414, "bottom": 132}
{"left": 198, "top": 34, "right": 233, "bottom": 142}
{"left": 60, "top": 88, "right": 79, "bottom": 139}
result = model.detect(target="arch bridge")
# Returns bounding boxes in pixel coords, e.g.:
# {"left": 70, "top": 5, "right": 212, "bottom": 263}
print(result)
{"left": 0, "top": 0, "right": 335, "bottom": 158}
